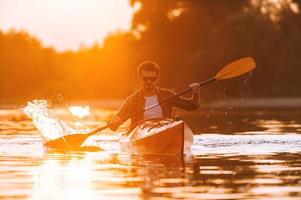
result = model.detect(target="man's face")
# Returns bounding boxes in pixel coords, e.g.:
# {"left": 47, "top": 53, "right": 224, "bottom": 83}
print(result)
{"left": 139, "top": 70, "right": 159, "bottom": 91}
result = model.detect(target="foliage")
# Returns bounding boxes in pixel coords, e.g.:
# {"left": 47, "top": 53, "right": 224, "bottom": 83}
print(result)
{"left": 0, "top": 0, "right": 300, "bottom": 103}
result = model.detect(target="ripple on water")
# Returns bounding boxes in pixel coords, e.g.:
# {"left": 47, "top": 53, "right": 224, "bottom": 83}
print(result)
{"left": 192, "top": 134, "right": 301, "bottom": 155}
{"left": 1, "top": 107, "right": 301, "bottom": 199}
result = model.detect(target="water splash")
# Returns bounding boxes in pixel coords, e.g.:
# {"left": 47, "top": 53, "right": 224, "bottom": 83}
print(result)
{"left": 23, "top": 100, "right": 76, "bottom": 142}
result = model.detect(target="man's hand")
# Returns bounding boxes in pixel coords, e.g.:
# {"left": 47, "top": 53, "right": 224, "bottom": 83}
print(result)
{"left": 189, "top": 82, "right": 200, "bottom": 93}
{"left": 108, "top": 116, "right": 122, "bottom": 131}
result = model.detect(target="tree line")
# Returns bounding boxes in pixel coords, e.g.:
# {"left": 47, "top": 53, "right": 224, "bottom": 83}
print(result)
{"left": 1, "top": 0, "right": 301, "bottom": 104}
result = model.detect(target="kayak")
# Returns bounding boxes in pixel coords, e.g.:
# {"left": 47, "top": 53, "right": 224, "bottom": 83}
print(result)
{"left": 119, "top": 118, "right": 193, "bottom": 156}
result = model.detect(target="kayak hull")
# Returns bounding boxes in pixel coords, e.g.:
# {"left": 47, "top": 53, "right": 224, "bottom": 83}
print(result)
{"left": 120, "top": 119, "right": 193, "bottom": 156}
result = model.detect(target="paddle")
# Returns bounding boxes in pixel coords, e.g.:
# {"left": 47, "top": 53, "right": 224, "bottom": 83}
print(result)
{"left": 45, "top": 57, "right": 256, "bottom": 150}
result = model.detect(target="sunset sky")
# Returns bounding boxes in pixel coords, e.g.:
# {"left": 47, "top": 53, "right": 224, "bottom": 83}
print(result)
{"left": 0, "top": 0, "right": 137, "bottom": 52}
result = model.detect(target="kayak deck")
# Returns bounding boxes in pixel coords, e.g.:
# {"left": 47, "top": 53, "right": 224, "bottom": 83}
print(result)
{"left": 120, "top": 118, "right": 193, "bottom": 156}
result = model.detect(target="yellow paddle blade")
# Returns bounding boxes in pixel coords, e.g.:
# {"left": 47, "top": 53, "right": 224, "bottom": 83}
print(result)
{"left": 215, "top": 57, "right": 256, "bottom": 80}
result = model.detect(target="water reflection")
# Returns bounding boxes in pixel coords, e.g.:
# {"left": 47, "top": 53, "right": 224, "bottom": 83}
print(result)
{"left": 69, "top": 106, "right": 90, "bottom": 118}
{"left": 1, "top": 108, "right": 301, "bottom": 199}
{"left": 29, "top": 153, "right": 187, "bottom": 199}
{"left": 182, "top": 109, "right": 301, "bottom": 134}
{"left": 1, "top": 148, "right": 301, "bottom": 199}
{"left": 33, "top": 154, "right": 103, "bottom": 199}
{"left": 188, "top": 154, "right": 301, "bottom": 199}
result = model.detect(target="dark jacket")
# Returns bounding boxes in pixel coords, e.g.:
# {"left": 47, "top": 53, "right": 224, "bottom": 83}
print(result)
{"left": 113, "top": 87, "right": 199, "bottom": 129}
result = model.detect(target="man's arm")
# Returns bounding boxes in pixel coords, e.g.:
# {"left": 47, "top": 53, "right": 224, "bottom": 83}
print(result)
{"left": 171, "top": 82, "right": 200, "bottom": 111}
{"left": 108, "top": 99, "right": 131, "bottom": 131}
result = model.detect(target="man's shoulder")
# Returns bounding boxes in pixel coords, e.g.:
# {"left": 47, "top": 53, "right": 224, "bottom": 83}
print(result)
{"left": 126, "top": 89, "right": 143, "bottom": 101}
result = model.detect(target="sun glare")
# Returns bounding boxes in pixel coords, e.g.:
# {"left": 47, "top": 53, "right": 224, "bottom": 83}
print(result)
{"left": 251, "top": 0, "right": 299, "bottom": 22}
{"left": 69, "top": 106, "right": 91, "bottom": 118}
{"left": 0, "top": 0, "right": 136, "bottom": 51}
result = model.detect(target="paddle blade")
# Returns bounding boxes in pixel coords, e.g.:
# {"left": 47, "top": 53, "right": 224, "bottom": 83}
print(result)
{"left": 44, "top": 133, "right": 88, "bottom": 150}
{"left": 215, "top": 57, "right": 256, "bottom": 80}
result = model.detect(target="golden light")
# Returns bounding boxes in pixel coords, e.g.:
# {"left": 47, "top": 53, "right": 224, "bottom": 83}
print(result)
{"left": 31, "top": 155, "right": 143, "bottom": 199}
{"left": 69, "top": 106, "right": 90, "bottom": 118}
{"left": 167, "top": 7, "right": 186, "bottom": 20}
{"left": 251, "top": 0, "right": 299, "bottom": 22}
{"left": 32, "top": 157, "right": 95, "bottom": 199}
{"left": 0, "top": 0, "right": 139, "bottom": 51}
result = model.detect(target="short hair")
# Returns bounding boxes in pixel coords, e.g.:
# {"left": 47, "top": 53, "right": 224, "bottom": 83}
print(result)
{"left": 137, "top": 61, "right": 160, "bottom": 77}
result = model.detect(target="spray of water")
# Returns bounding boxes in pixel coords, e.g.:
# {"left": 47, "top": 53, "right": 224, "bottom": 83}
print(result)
{"left": 23, "top": 100, "right": 76, "bottom": 142}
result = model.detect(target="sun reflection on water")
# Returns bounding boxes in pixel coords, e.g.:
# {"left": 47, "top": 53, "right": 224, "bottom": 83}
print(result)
{"left": 0, "top": 104, "right": 298, "bottom": 199}
{"left": 69, "top": 106, "right": 90, "bottom": 118}
{"left": 32, "top": 156, "right": 94, "bottom": 199}
{"left": 30, "top": 152, "right": 141, "bottom": 199}
{"left": 254, "top": 119, "right": 301, "bottom": 133}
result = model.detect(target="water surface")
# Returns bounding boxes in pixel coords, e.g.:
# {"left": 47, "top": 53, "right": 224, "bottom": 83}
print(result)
{"left": 1, "top": 105, "right": 301, "bottom": 199}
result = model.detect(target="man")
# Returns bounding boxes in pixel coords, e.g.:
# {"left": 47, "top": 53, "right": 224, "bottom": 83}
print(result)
{"left": 109, "top": 61, "right": 200, "bottom": 130}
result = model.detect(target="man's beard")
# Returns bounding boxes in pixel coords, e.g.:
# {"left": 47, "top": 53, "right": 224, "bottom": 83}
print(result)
{"left": 143, "top": 84, "right": 155, "bottom": 91}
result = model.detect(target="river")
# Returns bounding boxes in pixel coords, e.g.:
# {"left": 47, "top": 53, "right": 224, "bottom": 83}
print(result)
{"left": 0, "top": 100, "right": 301, "bottom": 199}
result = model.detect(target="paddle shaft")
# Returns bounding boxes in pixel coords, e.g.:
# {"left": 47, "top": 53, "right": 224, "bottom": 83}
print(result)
{"left": 86, "top": 77, "right": 217, "bottom": 137}
{"left": 49, "top": 57, "right": 255, "bottom": 150}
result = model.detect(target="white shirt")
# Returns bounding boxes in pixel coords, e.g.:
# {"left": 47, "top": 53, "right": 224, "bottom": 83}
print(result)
{"left": 144, "top": 95, "right": 163, "bottom": 119}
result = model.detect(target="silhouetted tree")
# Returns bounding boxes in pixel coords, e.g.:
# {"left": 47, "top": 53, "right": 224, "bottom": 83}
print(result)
{"left": 0, "top": 0, "right": 301, "bottom": 103}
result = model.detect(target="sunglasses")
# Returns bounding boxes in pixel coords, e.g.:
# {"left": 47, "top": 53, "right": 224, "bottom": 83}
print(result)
{"left": 142, "top": 76, "right": 157, "bottom": 82}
